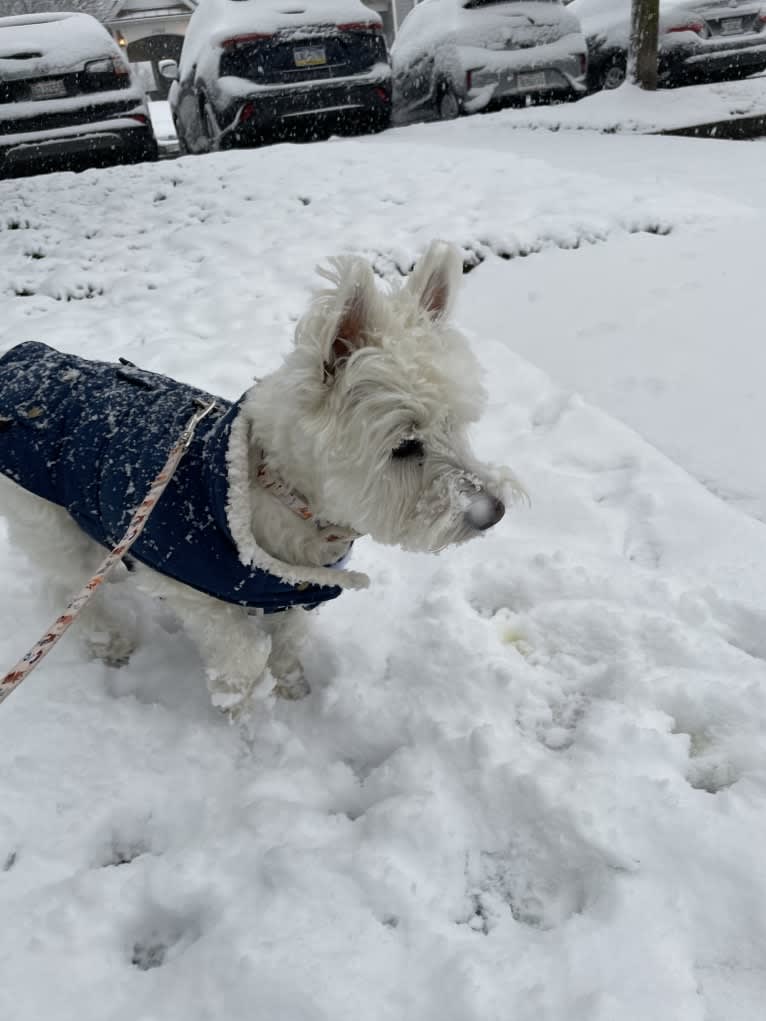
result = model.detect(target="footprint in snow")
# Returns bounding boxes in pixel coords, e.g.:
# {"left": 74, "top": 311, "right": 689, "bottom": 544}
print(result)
{"left": 129, "top": 904, "right": 203, "bottom": 972}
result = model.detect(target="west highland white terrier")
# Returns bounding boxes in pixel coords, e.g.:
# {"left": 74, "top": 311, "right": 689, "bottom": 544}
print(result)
{"left": 0, "top": 241, "right": 518, "bottom": 714}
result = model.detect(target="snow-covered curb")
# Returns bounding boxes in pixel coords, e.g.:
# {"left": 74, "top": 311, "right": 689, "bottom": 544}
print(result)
{"left": 456, "top": 74, "right": 766, "bottom": 134}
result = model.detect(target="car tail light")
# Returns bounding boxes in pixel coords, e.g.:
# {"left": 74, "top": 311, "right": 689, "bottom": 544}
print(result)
{"left": 337, "top": 22, "right": 382, "bottom": 31}
{"left": 220, "top": 33, "right": 273, "bottom": 48}
{"left": 665, "top": 20, "right": 704, "bottom": 33}
{"left": 373, "top": 86, "right": 390, "bottom": 102}
{"left": 239, "top": 101, "right": 256, "bottom": 123}
{"left": 758, "top": 10, "right": 766, "bottom": 23}
{"left": 85, "top": 56, "right": 130, "bottom": 78}
{"left": 127, "top": 113, "right": 148, "bottom": 124}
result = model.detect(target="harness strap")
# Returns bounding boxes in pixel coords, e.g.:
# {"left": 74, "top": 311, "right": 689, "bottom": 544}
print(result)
{"left": 0, "top": 399, "right": 217, "bottom": 707}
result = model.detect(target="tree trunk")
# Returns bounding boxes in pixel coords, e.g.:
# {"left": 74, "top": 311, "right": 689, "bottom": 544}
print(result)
{"left": 628, "top": 0, "right": 660, "bottom": 89}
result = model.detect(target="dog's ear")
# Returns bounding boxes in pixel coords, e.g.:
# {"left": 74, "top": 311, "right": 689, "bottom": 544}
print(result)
{"left": 406, "top": 241, "right": 463, "bottom": 322}
{"left": 322, "top": 258, "right": 378, "bottom": 381}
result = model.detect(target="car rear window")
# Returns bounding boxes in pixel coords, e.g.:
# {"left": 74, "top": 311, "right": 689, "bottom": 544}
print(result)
{"left": 219, "top": 27, "right": 386, "bottom": 83}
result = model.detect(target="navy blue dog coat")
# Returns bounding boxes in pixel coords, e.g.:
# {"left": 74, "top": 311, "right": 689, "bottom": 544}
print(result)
{"left": 0, "top": 342, "right": 344, "bottom": 612}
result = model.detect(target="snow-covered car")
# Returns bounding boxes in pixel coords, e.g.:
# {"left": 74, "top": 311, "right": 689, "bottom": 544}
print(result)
{"left": 391, "top": 0, "right": 588, "bottom": 124}
{"left": 569, "top": 0, "right": 766, "bottom": 91}
{"left": 0, "top": 12, "right": 158, "bottom": 177}
{"left": 163, "top": 0, "right": 392, "bottom": 153}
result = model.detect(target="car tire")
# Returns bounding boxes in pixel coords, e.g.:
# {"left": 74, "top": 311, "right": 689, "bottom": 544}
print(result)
{"left": 437, "top": 85, "right": 461, "bottom": 121}
{"left": 600, "top": 60, "right": 627, "bottom": 90}
{"left": 368, "top": 109, "right": 391, "bottom": 134}
{"left": 202, "top": 102, "right": 220, "bottom": 152}
{"left": 190, "top": 98, "right": 215, "bottom": 154}
{"left": 122, "top": 136, "right": 159, "bottom": 165}
{"left": 174, "top": 120, "right": 189, "bottom": 156}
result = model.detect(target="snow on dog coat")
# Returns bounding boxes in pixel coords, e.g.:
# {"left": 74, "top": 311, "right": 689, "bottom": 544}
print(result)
{"left": 0, "top": 342, "right": 345, "bottom": 612}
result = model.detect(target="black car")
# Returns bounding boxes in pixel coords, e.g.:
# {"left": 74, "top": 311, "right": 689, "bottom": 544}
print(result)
{"left": 570, "top": 0, "right": 766, "bottom": 90}
{"left": 163, "top": 0, "right": 392, "bottom": 154}
{"left": 0, "top": 11, "right": 158, "bottom": 177}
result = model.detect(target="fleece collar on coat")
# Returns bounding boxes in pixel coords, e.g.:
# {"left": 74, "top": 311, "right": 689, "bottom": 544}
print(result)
{"left": 203, "top": 392, "right": 369, "bottom": 593}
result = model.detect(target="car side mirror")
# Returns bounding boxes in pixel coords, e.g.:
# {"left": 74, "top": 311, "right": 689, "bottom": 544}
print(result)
{"left": 158, "top": 59, "right": 179, "bottom": 81}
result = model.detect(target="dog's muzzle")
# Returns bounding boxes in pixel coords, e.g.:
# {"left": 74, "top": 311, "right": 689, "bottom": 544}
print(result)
{"left": 464, "top": 493, "right": 505, "bottom": 531}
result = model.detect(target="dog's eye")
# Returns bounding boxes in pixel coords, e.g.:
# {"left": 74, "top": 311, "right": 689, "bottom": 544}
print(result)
{"left": 392, "top": 438, "right": 425, "bottom": 461}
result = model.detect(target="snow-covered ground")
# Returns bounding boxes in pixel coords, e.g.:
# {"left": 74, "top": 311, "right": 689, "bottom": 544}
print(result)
{"left": 457, "top": 74, "right": 766, "bottom": 132}
{"left": 1, "top": 110, "right": 765, "bottom": 1021}
{"left": 149, "top": 99, "right": 180, "bottom": 156}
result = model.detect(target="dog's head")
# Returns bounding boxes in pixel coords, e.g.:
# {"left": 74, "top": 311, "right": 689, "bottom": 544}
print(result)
{"left": 259, "top": 241, "right": 522, "bottom": 554}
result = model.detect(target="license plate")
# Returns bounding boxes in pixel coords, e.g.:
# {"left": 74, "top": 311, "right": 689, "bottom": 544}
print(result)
{"left": 517, "top": 71, "right": 547, "bottom": 90}
{"left": 29, "top": 78, "right": 67, "bottom": 100}
{"left": 293, "top": 45, "right": 326, "bottom": 68}
{"left": 720, "top": 16, "right": 743, "bottom": 34}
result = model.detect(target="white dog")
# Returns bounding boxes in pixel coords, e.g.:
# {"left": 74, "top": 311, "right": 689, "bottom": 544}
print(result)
{"left": 0, "top": 241, "right": 518, "bottom": 713}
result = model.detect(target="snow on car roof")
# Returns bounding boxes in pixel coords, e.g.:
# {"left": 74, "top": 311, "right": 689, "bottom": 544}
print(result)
{"left": 569, "top": 0, "right": 713, "bottom": 38}
{"left": 0, "top": 12, "right": 116, "bottom": 76}
{"left": 392, "top": 0, "right": 577, "bottom": 65}
{"left": 181, "top": 0, "right": 383, "bottom": 76}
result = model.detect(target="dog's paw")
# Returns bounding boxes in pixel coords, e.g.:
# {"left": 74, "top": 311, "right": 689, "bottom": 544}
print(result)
{"left": 206, "top": 670, "right": 263, "bottom": 718}
{"left": 84, "top": 629, "right": 137, "bottom": 669}
{"left": 272, "top": 669, "right": 311, "bottom": 701}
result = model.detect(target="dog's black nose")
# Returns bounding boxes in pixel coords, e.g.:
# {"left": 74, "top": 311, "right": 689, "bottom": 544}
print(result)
{"left": 464, "top": 494, "right": 505, "bottom": 531}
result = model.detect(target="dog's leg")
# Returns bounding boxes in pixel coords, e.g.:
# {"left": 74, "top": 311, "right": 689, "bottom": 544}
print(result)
{"left": 131, "top": 565, "right": 274, "bottom": 713}
{"left": 262, "top": 608, "right": 311, "bottom": 701}
{"left": 0, "top": 480, "right": 139, "bottom": 666}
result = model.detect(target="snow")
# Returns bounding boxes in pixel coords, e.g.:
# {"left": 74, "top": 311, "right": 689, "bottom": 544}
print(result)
{"left": 1, "top": 88, "right": 148, "bottom": 128}
{"left": 149, "top": 98, "right": 180, "bottom": 154}
{"left": 0, "top": 12, "right": 120, "bottom": 79}
{"left": 1, "top": 103, "right": 766, "bottom": 1021}
{"left": 434, "top": 73, "right": 766, "bottom": 131}
{"left": 216, "top": 61, "right": 391, "bottom": 98}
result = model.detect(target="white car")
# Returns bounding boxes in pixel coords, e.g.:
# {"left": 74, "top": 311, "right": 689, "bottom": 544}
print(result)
{"left": 392, "top": 0, "right": 588, "bottom": 124}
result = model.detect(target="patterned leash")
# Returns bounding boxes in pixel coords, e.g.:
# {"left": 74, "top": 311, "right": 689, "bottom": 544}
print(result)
{"left": 0, "top": 398, "right": 217, "bottom": 707}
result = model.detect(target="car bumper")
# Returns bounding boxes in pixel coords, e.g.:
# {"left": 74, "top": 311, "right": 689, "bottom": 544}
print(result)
{"left": 219, "top": 74, "right": 392, "bottom": 139}
{"left": 662, "top": 35, "right": 766, "bottom": 80}
{"left": 464, "top": 49, "right": 587, "bottom": 111}
{"left": 0, "top": 118, "right": 156, "bottom": 174}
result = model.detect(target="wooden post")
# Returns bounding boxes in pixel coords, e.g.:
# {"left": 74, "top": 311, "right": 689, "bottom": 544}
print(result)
{"left": 628, "top": 0, "right": 660, "bottom": 89}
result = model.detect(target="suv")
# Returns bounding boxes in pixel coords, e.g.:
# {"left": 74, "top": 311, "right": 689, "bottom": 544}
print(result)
{"left": 164, "top": 0, "right": 392, "bottom": 153}
{"left": 392, "top": 0, "right": 588, "bottom": 125}
{"left": 0, "top": 12, "right": 158, "bottom": 177}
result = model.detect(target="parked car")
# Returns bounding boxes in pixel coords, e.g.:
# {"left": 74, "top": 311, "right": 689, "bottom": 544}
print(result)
{"left": 569, "top": 0, "right": 766, "bottom": 91}
{"left": 0, "top": 12, "right": 158, "bottom": 177}
{"left": 391, "top": 0, "right": 588, "bottom": 124}
{"left": 163, "top": 0, "right": 393, "bottom": 153}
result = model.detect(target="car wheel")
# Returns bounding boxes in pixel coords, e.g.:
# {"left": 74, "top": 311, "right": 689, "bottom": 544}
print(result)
{"left": 174, "top": 120, "right": 189, "bottom": 156}
{"left": 202, "top": 102, "right": 220, "bottom": 151}
{"left": 122, "top": 136, "right": 159, "bottom": 165}
{"left": 437, "top": 85, "right": 461, "bottom": 121}
{"left": 600, "top": 60, "right": 627, "bottom": 90}
{"left": 368, "top": 109, "right": 391, "bottom": 134}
